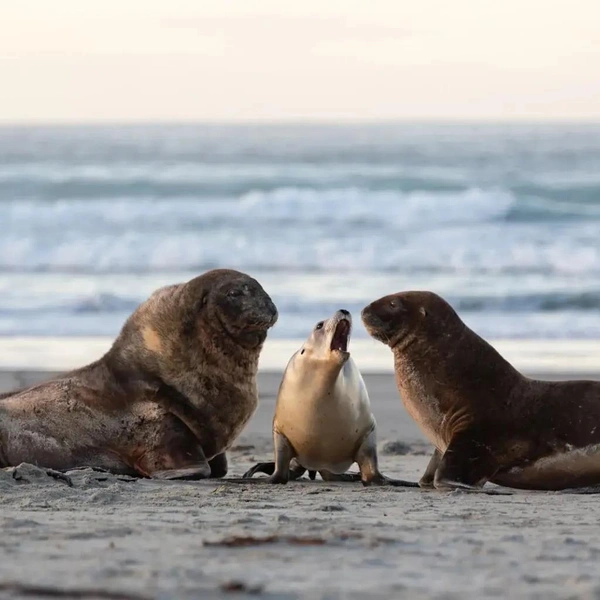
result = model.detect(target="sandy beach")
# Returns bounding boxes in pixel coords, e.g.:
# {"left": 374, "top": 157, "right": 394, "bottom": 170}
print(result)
{"left": 2, "top": 3, "right": 600, "bottom": 595}
{"left": 2, "top": 362, "right": 600, "bottom": 600}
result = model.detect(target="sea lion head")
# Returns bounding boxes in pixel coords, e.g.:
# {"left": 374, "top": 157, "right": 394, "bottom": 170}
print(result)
{"left": 181, "top": 269, "right": 279, "bottom": 350}
{"left": 115, "top": 269, "right": 278, "bottom": 371}
{"left": 361, "top": 291, "right": 463, "bottom": 350}
{"left": 296, "top": 309, "right": 352, "bottom": 367}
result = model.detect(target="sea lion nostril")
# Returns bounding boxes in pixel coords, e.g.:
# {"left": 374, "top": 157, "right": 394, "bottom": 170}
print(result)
{"left": 339, "top": 309, "right": 350, "bottom": 316}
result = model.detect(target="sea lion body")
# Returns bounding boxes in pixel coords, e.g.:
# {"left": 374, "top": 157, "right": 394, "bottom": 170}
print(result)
{"left": 362, "top": 291, "right": 600, "bottom": 492}
{"left": 243, "top": 310, "right": 417, "bottom": 486}
{"left": 0, "top": 375, "right": 159, "bottom": 475}
{"left": 0, "top": 269, "right": 278, "bottom": 479}
{"left": 275, "top": 352, "right": 375, "bottom": 474}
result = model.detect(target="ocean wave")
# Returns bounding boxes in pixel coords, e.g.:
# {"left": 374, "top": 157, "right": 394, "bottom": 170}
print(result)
{"left": 1, "top": 184, "right": 516, "bottom": 226}
{"left": 2, "top": 184, "right": 599, "bottom": 275}
{"left": 2, "top": 124, "right": 600, "bottom": 339}
{"left": 0, "top": 162, "right": 472, "bottom": 184}
{"left": 2, "top": 168, "right": 600, "bottom": 207}
{"left": 0, "top": 293, "right": 139, "bottom": 316}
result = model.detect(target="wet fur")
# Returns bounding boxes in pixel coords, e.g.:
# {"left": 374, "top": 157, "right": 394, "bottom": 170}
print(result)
{"left": 362, "top": 291, "right": 600, "bottom": 491}
{"left": 0, "top": 269, "right": 277, "bottom": 477}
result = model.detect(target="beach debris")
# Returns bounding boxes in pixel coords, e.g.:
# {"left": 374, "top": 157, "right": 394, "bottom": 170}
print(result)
{"left": 7, "top": 464, "right": 73, "bottom": 487}
{"left": 0, "top": 581, "right": 149, "bottom": 599}
{"left": 219, "top": 580, "right": 264, "bottom": 595}
{"left": 320, "top": 504, "right": 347, "bottom": 511}
{"left": 204, "top": 531, "right": 393, "bottom": 548}
{"left": 204, "top": 534, "right": 327, "bottom": 547}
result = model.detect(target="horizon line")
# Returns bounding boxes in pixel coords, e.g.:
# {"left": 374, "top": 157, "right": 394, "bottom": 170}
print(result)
{"left": 1, "top": 117, "right": 600, "bottom": 128}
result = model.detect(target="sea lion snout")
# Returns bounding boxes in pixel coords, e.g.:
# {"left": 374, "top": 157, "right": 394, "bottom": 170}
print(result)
{"left": 196, "top": 270, "right": 278, "bottom": 346}
{"left": 243, "top": 293, "right": 279, "bottom": 330}
{"left": 361, "top": 297, "right": 401, "bottom": 345}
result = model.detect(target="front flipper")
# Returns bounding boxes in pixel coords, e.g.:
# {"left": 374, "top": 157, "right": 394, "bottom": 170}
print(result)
{"left": 242, "top": 461, "right": 276, "bottom": 478}
{"left": 433, "top": 431, "right": 506, "bottom": 494}
{"left": 227, "top": 430, "right": 296, "bottom": 484}
{"left": 419, "top": 449, "right": 441, "bottom": 488}
{"left": 242, "top": 459, "right": 306, "bottom": 481}
{"left": 354, "top": 428, "right": 419, "bottom": 487}
{"left": 134, "top": 414, "right": 212, "bottom": 480}
{"left": 154, "top": 383, "right": 208, "bottom": 443}
{"left": 208, "top": 452, "right": 228, "bottom": 479}
{"left": 319, "top": 470, "right": 362, "bottom": 482}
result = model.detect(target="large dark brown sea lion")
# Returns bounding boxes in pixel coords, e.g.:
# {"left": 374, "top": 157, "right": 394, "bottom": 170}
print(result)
{"left": 361, "top": 291, "right": 600, "bottom": 492}
{"left": 242, "top": 309, "right": 418, "bottom": 487}
{"left": 0, "top": 269, "right": 278, "bottom": 479}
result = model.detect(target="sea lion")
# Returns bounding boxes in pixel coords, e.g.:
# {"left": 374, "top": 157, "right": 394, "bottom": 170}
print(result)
{"left": 242, "top": 309, "right": 418, "bottom": 487}
{"left": 0, "top": 269, "right": 278, "bottom": 479}
{"left": 361, "top": 291, "right": 600, "bottom": 492}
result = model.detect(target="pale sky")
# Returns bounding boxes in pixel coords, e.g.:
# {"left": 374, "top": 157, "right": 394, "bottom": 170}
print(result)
{"left": 1, "top": 0, "right": 599, "bottom": 123}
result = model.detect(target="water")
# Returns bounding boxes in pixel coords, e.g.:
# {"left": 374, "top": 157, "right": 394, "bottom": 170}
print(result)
{"left": 1, "top": 123, "right": 599, "bottom": 339}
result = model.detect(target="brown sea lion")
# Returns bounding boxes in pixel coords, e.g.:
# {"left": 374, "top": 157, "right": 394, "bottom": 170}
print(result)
{"left": 242, "top": 309, "right": 418, "bottom": 487}
{"left": 361, "top": 291, "right": 600, "bottom": 492}
{"left": 0, "top": 269, "right": 278, "bottom": 479}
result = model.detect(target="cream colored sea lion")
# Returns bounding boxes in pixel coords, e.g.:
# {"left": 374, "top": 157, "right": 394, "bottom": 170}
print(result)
{"left": 242, "top": 309, "right": 418, "bottom": 486}
{"left": 0, "top": 269, "right": 278, "bottom": 479}
{"left": 362, "top": 290, "right": 600, "bottom": 493}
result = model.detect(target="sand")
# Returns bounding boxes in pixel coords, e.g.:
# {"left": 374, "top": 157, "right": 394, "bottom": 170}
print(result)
{"left": 2, "top": 370, "right": 600, "bottom": 600}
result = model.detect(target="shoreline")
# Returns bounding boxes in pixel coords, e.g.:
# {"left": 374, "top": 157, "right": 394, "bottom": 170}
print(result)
{"left": 2, "top": 336, "right": 600, "bottom": 375}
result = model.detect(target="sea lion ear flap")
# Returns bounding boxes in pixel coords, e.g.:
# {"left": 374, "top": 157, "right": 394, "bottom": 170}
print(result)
{"left": 419, "top": 306, "right": 427, "bottom": 317}
{"left": 181, "top": 290, "right": 210, "bottom": 337}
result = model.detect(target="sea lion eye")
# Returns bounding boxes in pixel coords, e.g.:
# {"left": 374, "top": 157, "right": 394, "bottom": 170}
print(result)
{"left": 315, "top": 321, "right": 324, "bottom": 330}
{"left": 227, "top": 289, "right": 243, "bottom": 298}
{"left": 389, "top": 300, "right": 397, "bottom": 308}
{"left": 420, "top": 307, "right": 427, "bottom": 317}
{"left": 300, "top": 349, "right": 305, "bottom": 355}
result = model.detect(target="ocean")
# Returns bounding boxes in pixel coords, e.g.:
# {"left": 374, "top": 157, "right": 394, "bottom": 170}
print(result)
{"left": 1, "top": 122, "right": 599, "bottom": 340}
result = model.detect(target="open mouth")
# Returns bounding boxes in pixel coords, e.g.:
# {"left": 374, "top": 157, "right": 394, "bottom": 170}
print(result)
{"left": 330, "top": 319, "right": 351, "bottom": 352}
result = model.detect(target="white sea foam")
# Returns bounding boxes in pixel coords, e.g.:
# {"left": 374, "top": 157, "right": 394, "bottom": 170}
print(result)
{"left": 1, "top": 123, "right": 599, "bottom": 339}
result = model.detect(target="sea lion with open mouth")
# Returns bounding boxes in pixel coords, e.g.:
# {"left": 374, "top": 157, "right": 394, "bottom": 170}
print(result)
{"left": 242, "top": 309, "right": 418, "bottom": 487}
{"left": 0, "top": 269, "right": 278, "bottom": 480}
{"left": 362, "top": 290, "right": 600, "bottom": 493}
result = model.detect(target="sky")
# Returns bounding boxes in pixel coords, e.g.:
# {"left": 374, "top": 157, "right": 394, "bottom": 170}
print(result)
{"left": 1, "top": 0, "right": 599, "bottom": 123}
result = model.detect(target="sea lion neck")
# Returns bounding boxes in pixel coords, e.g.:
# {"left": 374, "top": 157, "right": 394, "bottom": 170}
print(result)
{"left": 392, "top": 324, "right": 523, "bottom": 406}
{"left": 197, "top": 317, "right": 264, "bottom": 375}
{"left": 106, "top": 317, "right": 260, "bottom": 398}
